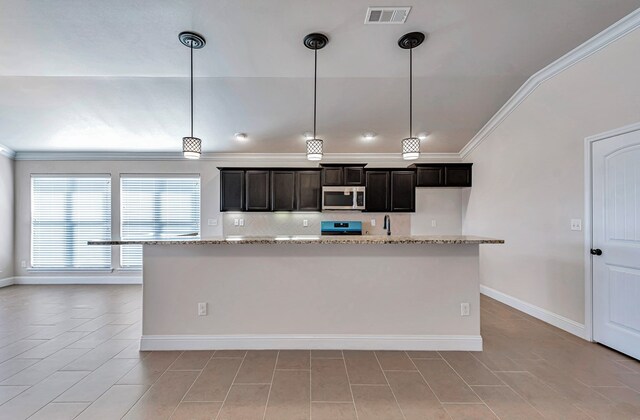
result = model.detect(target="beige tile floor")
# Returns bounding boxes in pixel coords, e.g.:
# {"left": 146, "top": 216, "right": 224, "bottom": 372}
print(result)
{"left": 0, "top": 285, "right": 638, "bottom": 419}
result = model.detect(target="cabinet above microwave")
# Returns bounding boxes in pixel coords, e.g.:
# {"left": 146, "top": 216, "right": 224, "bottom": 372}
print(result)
{"left": 320, "top": 164, "right": 367, "bottom": 186}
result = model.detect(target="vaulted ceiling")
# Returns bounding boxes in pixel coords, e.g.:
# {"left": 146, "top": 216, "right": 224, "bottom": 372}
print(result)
{"left": 0, "top": 0, "right": 638, "bottom": 154}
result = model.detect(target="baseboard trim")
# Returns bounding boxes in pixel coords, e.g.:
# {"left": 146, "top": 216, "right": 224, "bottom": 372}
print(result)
{"left": 480, "top": 285, "right": 586, "bottom": 338}
{"left": 12, "top": 275, "right": 142, "bottom": 285}
{"left": 140, "top": 334, "right": 483, "bottom": 351}
{"left": 0, "top": 277, "right": 15, "bottom": 288}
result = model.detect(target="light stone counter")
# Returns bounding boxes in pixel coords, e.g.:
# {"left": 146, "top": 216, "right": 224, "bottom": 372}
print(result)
{"left": 89, "top": 235, "right": 503, "bottom": 246}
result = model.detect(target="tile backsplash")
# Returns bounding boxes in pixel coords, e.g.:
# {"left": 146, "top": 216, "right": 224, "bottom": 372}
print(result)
{"left": 223, "top": 212, "right": 410, "bottom": 236}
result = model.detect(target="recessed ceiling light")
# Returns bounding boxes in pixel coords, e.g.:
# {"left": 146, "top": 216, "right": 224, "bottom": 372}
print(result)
{"left": 363, "top": 132, "right": 377, "bottom": 141}
{"left": 234, "top": 133, "right": 248, "bottom": 141}
{"left": 417, "top": 132, "right": 430, "bottom": 140}
{"left": 303, "top": 131, "right": 314, "bottom": 140}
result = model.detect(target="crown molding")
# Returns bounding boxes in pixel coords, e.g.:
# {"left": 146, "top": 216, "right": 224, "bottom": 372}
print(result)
{"left": 459, "top": 8, "right": 640, "bottom": 159}
{"left": 14, "top": 151, "right": 461, "bottom": 162}
{"left": 0, "top": 143, "right": 16, "bottom": 159}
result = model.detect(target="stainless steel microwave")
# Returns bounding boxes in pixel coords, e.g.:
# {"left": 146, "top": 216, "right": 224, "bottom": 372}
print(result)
{"left": 322, "top": 186, "right": 365, "bottom": 211}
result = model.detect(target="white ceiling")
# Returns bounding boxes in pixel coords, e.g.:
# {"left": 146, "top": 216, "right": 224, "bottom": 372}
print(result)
{"left": 0, "top": 0, "right": 638, "bottom": 154}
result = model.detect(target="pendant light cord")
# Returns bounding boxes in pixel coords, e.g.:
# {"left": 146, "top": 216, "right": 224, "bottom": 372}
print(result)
{"left": 313, "top": 48, "right": 317, "bottom": 140}
{"left": 409, "top": 47, "right": 413, "bottom": 139}
{"left": 190, "top": 44, "right": 194, "bottom": 138}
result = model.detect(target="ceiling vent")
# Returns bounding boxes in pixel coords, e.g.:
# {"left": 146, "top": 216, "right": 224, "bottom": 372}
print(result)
{"left": 365, "top": 7, "right": 411, "bottom": 24}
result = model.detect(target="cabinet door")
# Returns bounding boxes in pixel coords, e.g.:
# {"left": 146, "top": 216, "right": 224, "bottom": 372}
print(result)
{"left": 344, "top": 167, "right": 365, "bottom": 185}
{"left": 365, "top": 171, "right": 390, "bottom": 212}
{"left": 444, "top": 165, "right": 472, "bottom": 187}
{"left": 220, "top": 170, "right": 245, "bottom": 211}
{"left": 391, "top": 171, "right": 416, "bottom": 212}
{"left": 417, "top": 166, "right": 444, "bottom": 187}
{"left": 322, "top": 167, "right": 343, "bottom": 186}
{"left": 245, "top": 170, "right": 270, "bottom": 211}
{"left": 297, "top": 171, "right": 321, "bottom": 211}
{"left": 271, "top": 171, "right": 296, "bottom": 211}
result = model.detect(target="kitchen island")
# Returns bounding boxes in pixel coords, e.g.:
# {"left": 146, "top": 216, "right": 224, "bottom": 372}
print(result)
{"left": 91, "top": 235, "right": 503, "bottom": 351}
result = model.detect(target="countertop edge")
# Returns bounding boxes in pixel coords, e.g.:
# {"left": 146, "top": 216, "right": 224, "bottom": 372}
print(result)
{"left": 88, "top": 237, "right": 504, "bottom": 246}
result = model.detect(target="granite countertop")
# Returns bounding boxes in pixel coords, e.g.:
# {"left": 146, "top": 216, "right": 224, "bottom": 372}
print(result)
{"left": 89, "top": 235, "right": 504, "bottom": 246}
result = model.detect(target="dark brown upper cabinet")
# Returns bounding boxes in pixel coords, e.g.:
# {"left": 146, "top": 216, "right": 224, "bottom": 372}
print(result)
{"left": 390, "top": 171, "right": 416, "bottom": 212}
{"left": 296, "top": 170, "right": 322, "bottom": 211}
{"left": 271, "top": 170, "right": 296, "bottom": 211}
{"left": 321, "top": 167, "right": 343, "bottom": 186}
{"left": 220, "top": 170, "right": 245, "bottom": 211}
{"left": 411, "top": 163, "right": 472, "bottom": 187}
{"left": 445, "top": 164, "right": 472, "bottom": 187}
{"left": 365, "top": 171, "right": 390, "bottom": 212}
{"left": 245, "top": 170, "right": 270, "bottom": 211}
{"left": 321, "top": 164, "right": 366, "bottom": 186}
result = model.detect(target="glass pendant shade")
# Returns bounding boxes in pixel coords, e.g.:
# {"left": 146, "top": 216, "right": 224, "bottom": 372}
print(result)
{"left": 306, "top": 138, "right": 323, "bottom": 161}
{"left": 182, "top": 136, "right": 202, "bottom": 159}
{"left": 402, "top": 137, "right": 420, "bottom": 160}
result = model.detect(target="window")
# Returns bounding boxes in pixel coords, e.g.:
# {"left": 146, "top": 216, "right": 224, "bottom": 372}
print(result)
{"left": 120, "top": 176, "right": 201, "bottom": 267}
{"left": 31, "top": 176, "right": 112, "bottom": 269}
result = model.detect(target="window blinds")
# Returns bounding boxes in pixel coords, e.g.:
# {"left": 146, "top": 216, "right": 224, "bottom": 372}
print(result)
{"left": 31, "top": 176, "right": 112, "bottom": 269}
{"left": 120, "top": 177, "right": 201, "bottom": 267}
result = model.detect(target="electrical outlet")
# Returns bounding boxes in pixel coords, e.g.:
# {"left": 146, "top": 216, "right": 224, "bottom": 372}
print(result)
{"left": 198, "top": 302, "right": 207, "bottom": 316}
{"left": 239, "top": 219, "right": 244, "bottom": 227}
{"left": 460, "top": 302, "right": 470, "bottom": 316}
{"left": 370, "top": 219, "right": 376, "bottom": 227}
{"left": 234, "top": 219, "right": 239, "bottom": 226}
{"left": 208, "top": 218, "right": 218, "bottom": 226}
{"left": 431, "top": 219, "right": 437, "bottom": 227}
{"left": 570, "top": 219, "right": 582, "bottom": 231}
{"left": 303, "top": 219, "right": 309, "bottom": 227}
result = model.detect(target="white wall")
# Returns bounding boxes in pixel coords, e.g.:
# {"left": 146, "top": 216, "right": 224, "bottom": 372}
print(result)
{"left": 14, "top": 158, "right": 464, "bottom": 278}
{"left": 0, "top": 154, "right": 14, "bottom": 281}
{"left": 463, "top": 28, "right": 640, "bottom": 324}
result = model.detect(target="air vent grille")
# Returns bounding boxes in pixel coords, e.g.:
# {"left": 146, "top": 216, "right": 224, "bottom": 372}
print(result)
{"left": 365, "top": 7, "right": 411, "bottom": 24}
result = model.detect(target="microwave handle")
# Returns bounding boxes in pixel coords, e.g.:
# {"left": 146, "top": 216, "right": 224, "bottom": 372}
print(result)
{"left": 352, "top": 189, "right": 357, "bottom": 208}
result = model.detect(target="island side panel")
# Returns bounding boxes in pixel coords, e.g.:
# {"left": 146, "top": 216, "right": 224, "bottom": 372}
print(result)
{"left": 141, "top": 243, "right": 481, "bottom": 350}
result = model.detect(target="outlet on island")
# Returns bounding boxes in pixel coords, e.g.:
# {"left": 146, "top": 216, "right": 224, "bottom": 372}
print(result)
{"left": 198, "top": 302, "right": 208, "bottom": 316}
{"left": 460, "top": 302, "right": 470, "bottom": 316}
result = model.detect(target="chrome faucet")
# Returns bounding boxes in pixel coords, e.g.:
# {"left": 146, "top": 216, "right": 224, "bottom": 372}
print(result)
{"left": 383, "top": 215, "right": 391, "bottom": 236}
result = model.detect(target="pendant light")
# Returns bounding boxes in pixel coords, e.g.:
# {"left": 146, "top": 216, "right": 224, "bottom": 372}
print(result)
{"left": 304, "top": 33, "right": 328, "bottom": 161}
{"left": 179, "top": 31, "right": 206, "bottom": 159}
{"left": 398, "top": 32, "right": 425, "bottom": 160}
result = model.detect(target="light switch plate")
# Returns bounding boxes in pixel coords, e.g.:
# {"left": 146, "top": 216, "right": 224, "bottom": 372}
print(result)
{"left": 570, "top": 219, "right": 582, "bottom": 231}
{"left": 233, "top": 219, "right": 239, "bottom": 226}
{"left": 370, "top": 219, "right": 376, "bottom": 227}
{"left": 303, "top": 219, "right": 309, "bottom": 227}
{"left": 431, "top": 219, "right": 437, "bottom": 227}
{"left": 239, "top": 219, "right": 245, "bottom": 227}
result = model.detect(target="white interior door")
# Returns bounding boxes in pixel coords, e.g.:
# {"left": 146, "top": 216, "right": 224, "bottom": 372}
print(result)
{"left": 592, "top": 128, "right": 640, "bottom": 359}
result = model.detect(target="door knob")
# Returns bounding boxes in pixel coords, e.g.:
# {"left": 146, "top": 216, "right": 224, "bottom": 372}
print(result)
{"left": 590, "top": 248, "right": 602, "bottom": 256}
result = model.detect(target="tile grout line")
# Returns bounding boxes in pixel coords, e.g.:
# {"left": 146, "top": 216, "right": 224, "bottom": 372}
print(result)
{"left": 261, "top": 350, "right": 280, "bottom": 420}
{"left": 308, "top": 350, "right": 312, "bottom": 420}
{"left": 373, "top": 351, "right": 407, "bottom": 420}
{"left": 119, "top": 351, "right": 185, "bottom": 419}
{"left": 166, "top": 351, "right": 215, "bottom": 419}
{"left": 213, "top": 350, "right": 247, "bottom": 420}
{"left": 341, "top": 351, "right": 360, "bottom": 420}
{"left": 436, "top": 351, "right": 502, "bottom": 419}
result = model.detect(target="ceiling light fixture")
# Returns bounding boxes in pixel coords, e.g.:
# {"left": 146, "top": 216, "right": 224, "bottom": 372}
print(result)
{"left": 179, "top": 31, "right": 206, "bottom": 159}
{"left": 417, "top": 131, "right": 430, "bottom": 140}
{"left": 304, "top": 33, "right": 329, "bottom": 161}
{"left": 399, "top": 32, "right": 426, "bottom": 160}
{"left": 363, "top": 132, "right": 377, "bottom": 141}
{"left": 234, "top": 133, "right": 248, "bottom": 141}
